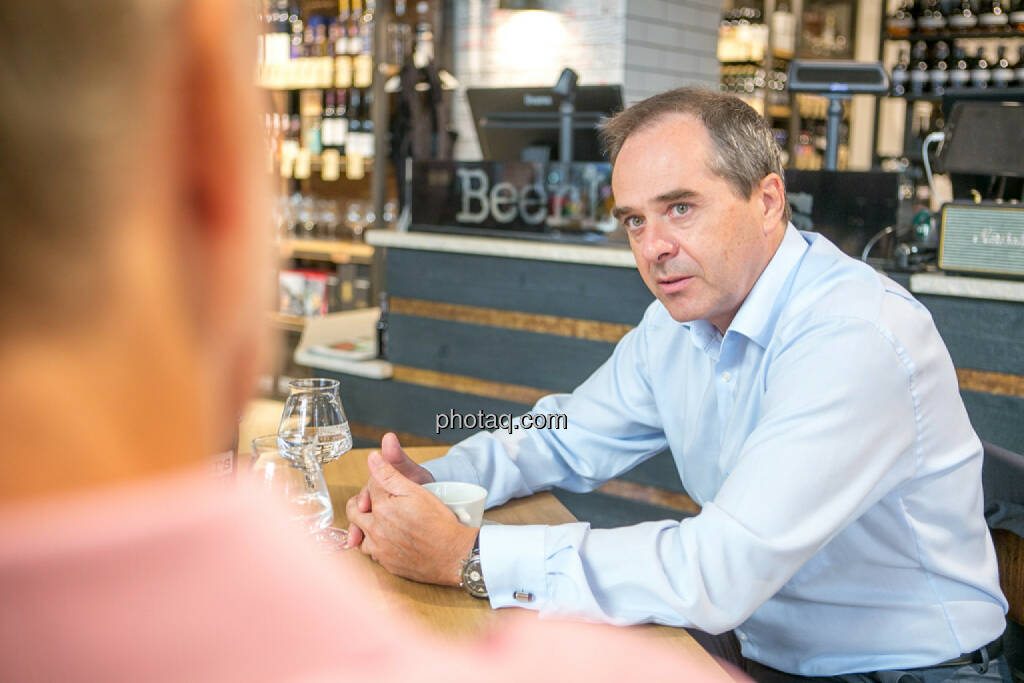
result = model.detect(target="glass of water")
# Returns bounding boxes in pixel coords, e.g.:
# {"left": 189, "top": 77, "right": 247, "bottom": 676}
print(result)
{"left": 250, "top": 435, "right": 347, "bottom": 550}
{"left": 278, "top": 378, "right": 353, "bottom": 466}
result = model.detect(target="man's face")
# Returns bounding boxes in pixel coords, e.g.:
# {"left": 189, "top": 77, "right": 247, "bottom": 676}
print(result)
{"left": 611, "top": 114, "right": 776, "bottom": 332}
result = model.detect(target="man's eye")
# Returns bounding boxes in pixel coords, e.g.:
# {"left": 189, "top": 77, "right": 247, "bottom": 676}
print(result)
{"left": 669, "top": 203, "right": 690, "bottom": 216}
{"left": 624, "top": 216, "right": 645, "bottom": 229}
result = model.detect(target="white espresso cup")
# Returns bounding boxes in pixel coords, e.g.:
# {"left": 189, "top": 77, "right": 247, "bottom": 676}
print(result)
{"left": 423, "top": 481, "right": 488, "bottom": 527}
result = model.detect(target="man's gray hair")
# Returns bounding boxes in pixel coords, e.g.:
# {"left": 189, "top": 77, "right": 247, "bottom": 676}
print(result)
{"left": 599, "top": 88, "right": 791, "bottom": 222}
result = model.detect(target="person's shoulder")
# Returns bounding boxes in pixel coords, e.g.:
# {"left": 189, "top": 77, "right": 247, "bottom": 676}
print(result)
{"left": 777, "top": 232, "right": 931, "bottom": 345}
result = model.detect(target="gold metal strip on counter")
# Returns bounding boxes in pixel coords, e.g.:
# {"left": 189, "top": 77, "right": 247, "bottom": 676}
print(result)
{"left": 391, "top": 365, "right": 550, "bottom": 405}
{"left": 389, "top": 297, "right": 633, "bottom": 344}
{"left": 348, "top": 422, "right": 450, "bottom": 448}
{"left": 957, "top": 368, "right": 1024, "bottom": 399}
{"left": 597, "top": 479, "right": 702, "bottom": 515}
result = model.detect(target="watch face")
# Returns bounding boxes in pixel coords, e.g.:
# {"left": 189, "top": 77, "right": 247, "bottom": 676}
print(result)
{"left": 462, "top": 554, "right": 488, "bottom": 598}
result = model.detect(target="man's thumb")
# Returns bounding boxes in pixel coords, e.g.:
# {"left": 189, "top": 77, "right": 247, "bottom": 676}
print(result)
{"left": 381, "top": 432, "right": 406, "bottom": 465}
{"left": 368, "top": 451, "right": 412, "bottom": 495}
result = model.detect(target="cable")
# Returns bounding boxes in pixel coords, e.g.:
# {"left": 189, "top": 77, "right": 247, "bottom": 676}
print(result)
{"left": 922, "top": 131, "right": 945, "bottom": 209}
{"left": 861, "top": 225, "right": 896, "bottom": 262}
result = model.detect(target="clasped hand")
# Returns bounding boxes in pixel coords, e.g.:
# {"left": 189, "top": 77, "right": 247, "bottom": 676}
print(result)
{"left": 345, "top": 433, "right": 477, "bottom": 586}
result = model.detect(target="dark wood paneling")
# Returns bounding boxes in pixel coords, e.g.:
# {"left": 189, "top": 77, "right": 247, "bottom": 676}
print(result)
{"left": 918, "top": 294, "right": 1024, "bottom": 377}
{"left": 962, "top": 390, "right": 1024, "bottom": 455}
{"left": 957, "top": 368, "right": 1024, "bottom": 399}
{"left": 390, "top": 297, "right": 632, "bottom": 343}
{"left": 386, "top": 248, "right": 653, "bottom": 325}
{"left": 389, "top": 315, "right": 615, "bottom": 394}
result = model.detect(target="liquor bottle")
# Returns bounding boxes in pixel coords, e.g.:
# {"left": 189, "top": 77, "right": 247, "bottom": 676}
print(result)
{"left": 992, "top": 45, "right": 1014, "bottom": 87}
{"left": 892, "top": 48, "right": 910, "bottom": 96}
{"left": 312, "top": 16, "right": 329, "bottom": 58}
{"left": 978, "top": 0, "right": 1010, "bottom": 27}
{"left": 918, "top": 0, "right": 948, "bottom": 32}
{"left": 910, "top": 41, "right": 931, "bottom": 95}
{"left": 949, "top": 0, "right": 980, "bottom": 30}
{"left": 1011, "top": 0, "right": 1024, "bottom": 28}
{"left": 291, "top": 14, "right": 305, "bottom": 59}
{"left": 929, "top": 41, "right": 951, "bottom": 94}
{"left": 949, "top": 45, "right": 972, "bottom": 88}
{"left": 970, "top": 47, "right": 992, "bottom": 87}
{"left": 1016, "top": 45, "right": 1024, "bottom": 86}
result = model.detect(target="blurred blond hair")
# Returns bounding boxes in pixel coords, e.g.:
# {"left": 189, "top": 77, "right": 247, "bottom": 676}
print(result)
{"left": 0, "top": 1, "right": 176, "bottom": 327}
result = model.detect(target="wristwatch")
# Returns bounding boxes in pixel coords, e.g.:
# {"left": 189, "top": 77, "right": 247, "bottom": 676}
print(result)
{"left": 459, "top": 536, "right": 488, "bottom": 599}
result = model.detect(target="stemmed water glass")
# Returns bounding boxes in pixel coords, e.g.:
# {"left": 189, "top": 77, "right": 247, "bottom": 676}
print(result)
{"left": 278, "top": 378, "right": 353, "bottom": 466}
{"left": 250, "top": 435, "right": 348, "bottom": 550}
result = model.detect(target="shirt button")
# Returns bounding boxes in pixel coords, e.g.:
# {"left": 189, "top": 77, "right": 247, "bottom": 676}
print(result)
{"left": 736, "top": 630, "right": 748, "bottom": 642}
{"left": 721, "top": 371, "right": 732, "bottom": 382}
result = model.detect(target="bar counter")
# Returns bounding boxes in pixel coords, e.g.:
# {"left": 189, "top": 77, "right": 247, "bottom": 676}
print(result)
{"left": 310, "top": 229, "right": 1023, "bottom": 528}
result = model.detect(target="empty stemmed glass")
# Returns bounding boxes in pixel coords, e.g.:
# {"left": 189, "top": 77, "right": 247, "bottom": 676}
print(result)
{"left": 250, "top": 435, "right": 347, "bottom": 550}
{"left": 278, "top": 378, "right": 353, "bottom": 466}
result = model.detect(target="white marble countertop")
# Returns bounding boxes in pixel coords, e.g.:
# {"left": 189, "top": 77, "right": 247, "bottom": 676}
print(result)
{"left": 366, "top": 230, "right": 637, "bottom": 268}
{"left": 909, "top": 272, "right": 1024, "bottom": 303}
{"left": 366, "top": 230, "right": 1024, "bottom": 302}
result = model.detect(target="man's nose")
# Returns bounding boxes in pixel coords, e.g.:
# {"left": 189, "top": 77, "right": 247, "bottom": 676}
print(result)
{"left": 638, "top": 220, "right": 677, "bottom": 264}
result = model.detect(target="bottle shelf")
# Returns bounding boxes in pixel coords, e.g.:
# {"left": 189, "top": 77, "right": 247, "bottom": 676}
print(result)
{"left": 886, "top": 29, "right": 1024, "bottom": 42}
{"left": 898, "top": 86, "right": 1024, "bottom": 102}
{"left": 279, "top": 238, "right": 375, "bottom": 264}
{"left": 257, "top": 55, "right": 373, "bottom": 91}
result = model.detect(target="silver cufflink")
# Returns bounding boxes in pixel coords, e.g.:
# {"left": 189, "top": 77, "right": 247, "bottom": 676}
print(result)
{"left": 513, "top": 591, "right": 535, "bottom": 603}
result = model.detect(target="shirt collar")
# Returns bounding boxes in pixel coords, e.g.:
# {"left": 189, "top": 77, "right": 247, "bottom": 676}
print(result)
{"left": 725, "top": 223, "right": 809, "bottom": 348}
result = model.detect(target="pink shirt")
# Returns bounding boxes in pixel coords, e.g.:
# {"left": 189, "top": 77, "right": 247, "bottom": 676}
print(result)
{"left": 0, "top": 469, "right": 735, "bottom": 682}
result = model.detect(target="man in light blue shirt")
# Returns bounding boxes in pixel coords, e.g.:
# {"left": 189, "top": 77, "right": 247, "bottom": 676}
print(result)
{"left": 346, "top": 88, "right": 1007, "bottom": 680}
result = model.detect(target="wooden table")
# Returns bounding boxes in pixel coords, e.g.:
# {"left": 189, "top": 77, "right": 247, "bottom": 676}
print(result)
{"left": 324, "top": 446, "right": 718, "bottom": 665}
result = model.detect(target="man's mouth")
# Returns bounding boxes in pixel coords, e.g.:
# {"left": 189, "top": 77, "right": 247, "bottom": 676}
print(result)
{"left": 656, "top": 274, "right": 694, "bottom": 294}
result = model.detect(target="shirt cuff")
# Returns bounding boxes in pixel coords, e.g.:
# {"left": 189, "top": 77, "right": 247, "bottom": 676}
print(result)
{"left": 479, "top": 523, "right": 548, "bottom": 611}
{"left": 422, "top": 452, "right": 481, "bottom": 487}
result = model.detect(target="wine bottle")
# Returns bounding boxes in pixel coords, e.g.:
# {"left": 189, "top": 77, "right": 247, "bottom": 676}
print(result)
{"left": 970, "top": 47, "right": 992, "bottom": 87}
{"left": 336, "top": 0, "right": 352, "bottom": 56}
{"left": 360, "top": 0, "right": 375, "bottom": 56}
{"left": 892, "top": 48, "right": 910, "bottom": 96}
{"left": 992, "top": 45, "right": 1014, "bottom": 87}
{"left": 362, "top": 88, "right": 375, "bottom": 158}
{"left": 949, "top": 0, "right": 980, "bottom": 30}
{"left": 322, "top": 89, "right": 337, "bottom": 149}
{"left": 349, "top": 0, "right": 363, "bottom": 55}
{"left": 929, "top": 41, "right": 951, "bottom": 94}
{"left": 910, "top": 41, "right": 931, "bottom": 95}
{"left": 347, "top": 86, "right": 364, "bottom": 155}
{"left": 1016, "top": 45, "right": 1024, "bottom": 86}
{"left": 949, "top": 45, "right": 972, "bottom": 88}
{"left": 335, "top": 89, "right": 348, "bottom": 155}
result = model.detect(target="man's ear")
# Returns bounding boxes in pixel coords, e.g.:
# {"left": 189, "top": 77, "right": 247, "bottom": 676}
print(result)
{"left": 758, "top": 173, "right": 787, "bottom": 234}
{"left": 181, "top": 0, "right": 249, "bottom": 245}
